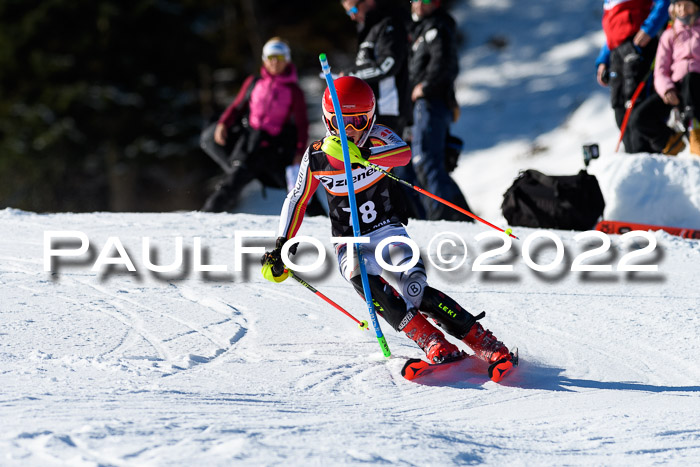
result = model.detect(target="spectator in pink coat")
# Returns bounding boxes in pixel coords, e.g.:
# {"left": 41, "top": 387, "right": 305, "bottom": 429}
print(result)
{"left": 630, "top": 0, "right": 700, "bottom": 156}
{"left": 200, "top": 37, "right": 310, "bottom": 212}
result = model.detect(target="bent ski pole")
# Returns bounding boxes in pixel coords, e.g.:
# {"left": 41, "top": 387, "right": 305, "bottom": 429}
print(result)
{"left": 363, "top": 160, "right": 517, "bottom": 239}
{"left": 320, "top": 53, "right": 391, "bottom": 357}
{"left": 287, "top": 269, "right": 369, "bottom": 330}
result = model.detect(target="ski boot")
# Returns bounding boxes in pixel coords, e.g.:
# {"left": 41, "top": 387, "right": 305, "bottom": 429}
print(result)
{"left": 402, "top": 310, "right": 461, "bottom": 364}
{"left": 462, "top": 321, "right": 510, "bottom": 364}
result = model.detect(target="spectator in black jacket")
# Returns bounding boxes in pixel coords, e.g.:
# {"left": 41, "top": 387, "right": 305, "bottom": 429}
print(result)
{"left": 406, "top": 0, "right": 471, "bottom": 221}
{"left": 341, "top": 0, "right": 426, "bottom": 219}
{"left": 340, "top": 0, "right": 412, "bottom": 136}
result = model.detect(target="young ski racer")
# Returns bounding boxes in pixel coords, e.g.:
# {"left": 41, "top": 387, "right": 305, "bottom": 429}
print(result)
{"left": 260, "top": 76, "right": 515, "bottom": 377}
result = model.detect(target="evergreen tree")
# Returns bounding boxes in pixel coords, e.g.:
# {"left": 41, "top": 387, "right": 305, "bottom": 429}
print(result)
{"left": 0, "top": 0, "right": 358, "bottom": 211}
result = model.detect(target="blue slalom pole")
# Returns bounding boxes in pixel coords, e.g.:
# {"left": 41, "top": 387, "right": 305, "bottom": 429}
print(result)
{"left": 319, "top": 54, "right": 391, "bottom": 357}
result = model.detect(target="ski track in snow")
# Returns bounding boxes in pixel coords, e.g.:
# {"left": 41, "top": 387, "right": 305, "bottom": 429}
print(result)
{"left": 3, "top": 0, "right": 700, "bottom": 463}
{"left": 1, "top": 211, "right": 699, "bottom": 465}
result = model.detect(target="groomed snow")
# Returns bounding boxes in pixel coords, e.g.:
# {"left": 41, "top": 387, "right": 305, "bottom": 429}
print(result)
{"left": 2, "top": 0, "right": 700, "bottom": 464}
{"left": 1, "top": 209, "right": 699, "bottom": 465}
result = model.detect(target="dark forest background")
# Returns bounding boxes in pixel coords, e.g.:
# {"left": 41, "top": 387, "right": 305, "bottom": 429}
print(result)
{"left": 1, "top": 0, "right": 441, "bottom": 212}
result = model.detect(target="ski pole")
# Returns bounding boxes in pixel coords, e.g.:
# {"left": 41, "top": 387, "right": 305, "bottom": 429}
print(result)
{"left": 361, "top": 159, "right": 517, "bottom": 239}
{"left": 320, "top": 53, "right": 391, "bottom": 358}
{"left": 287, "top": 269, "right": 369, "bottom": 330}
{"left": 615, "top": 59, "right": 655, "bottom": 153}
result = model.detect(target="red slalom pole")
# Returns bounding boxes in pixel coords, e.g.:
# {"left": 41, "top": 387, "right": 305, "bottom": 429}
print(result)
{"left": 615, "top": 80, "right": 646, "bottom": 153}
{"left": 365, "top": 161, "right": 518, "bottom": 239}
{"left": 615, "top": 60, "right": 654, "bottom": 153}
{"left": 413, "top": 185, "right": 517, "bottom": 239}
{"left": 287, "top": 269, "right": 369, "bottom": 330}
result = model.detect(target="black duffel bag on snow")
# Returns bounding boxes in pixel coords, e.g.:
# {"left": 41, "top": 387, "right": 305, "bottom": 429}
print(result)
{"left": 501, "top": 169, "right": 605, "bottom": 230}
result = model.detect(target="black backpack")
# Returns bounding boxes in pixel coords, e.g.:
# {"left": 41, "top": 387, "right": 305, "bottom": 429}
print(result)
{"left": 501, "top": 169, "right": 605, "bottom": 230}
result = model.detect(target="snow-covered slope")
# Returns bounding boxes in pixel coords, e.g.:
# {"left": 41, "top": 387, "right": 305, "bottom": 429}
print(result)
{"left": 2, "top": 0, "right": 700, "bottom": 465}
{"left": 1, "top": 210, "right": 699, "bottom": 465}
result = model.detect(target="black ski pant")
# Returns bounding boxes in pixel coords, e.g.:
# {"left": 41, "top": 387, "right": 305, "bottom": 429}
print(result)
{"left": 201, "top": 124, "right": 293, "bottom": 212}
{"left": 614, "top": 106, "right": 653, "bottom": 153}
{"left": 350, "top": 275, "right": 479, "bottom": 337}
{"left": 608, "top": 37, "right": 657, "bottom": 153}
{"left": 630, "top": 72, "right": 700, "bottom": 152}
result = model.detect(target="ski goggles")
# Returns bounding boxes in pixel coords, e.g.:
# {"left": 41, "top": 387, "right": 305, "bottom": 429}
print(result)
{"left": 328, "top": 112, "right": 371, "bottom": 132}
{"left": 264, "top": 54, "right": 286, "bottom": 62}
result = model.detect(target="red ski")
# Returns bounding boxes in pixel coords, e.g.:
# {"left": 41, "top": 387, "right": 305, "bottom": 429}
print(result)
{"left": 401, "top": 349, "right": 518, "bottom": 383}
{"left": 596, "top": 220, "right": 700, "bottom": 239}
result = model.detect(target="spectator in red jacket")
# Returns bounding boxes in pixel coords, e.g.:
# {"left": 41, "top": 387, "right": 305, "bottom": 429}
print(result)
{"left": 595, "top": 0, "right": 670, "bottom": 153}
{"left": 200, "top": 37, "right": 309, "bottom": 213}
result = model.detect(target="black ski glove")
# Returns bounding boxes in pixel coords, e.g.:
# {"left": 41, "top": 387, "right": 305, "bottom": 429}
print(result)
{"left": 261, "top": 236, "right": 298, "bottom": 277}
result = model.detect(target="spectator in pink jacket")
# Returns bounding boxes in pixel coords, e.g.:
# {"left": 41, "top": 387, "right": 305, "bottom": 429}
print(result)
{"left": 631, "top": 0, "right": 700, "bottom": 156}
{"left": 200, "top": 37, "right": 310, "bottom": 212}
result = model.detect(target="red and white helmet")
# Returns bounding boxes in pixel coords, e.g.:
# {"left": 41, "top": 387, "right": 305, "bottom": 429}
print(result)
{"left": 322, "top": 76, "right": 376, "bottom": 147}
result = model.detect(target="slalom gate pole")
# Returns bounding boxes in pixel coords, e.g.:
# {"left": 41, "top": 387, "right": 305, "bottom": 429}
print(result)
{"left": 362, "top": 160, "right": 517, "bottom": 239}
{"left": 319, "top": 53, "right": 391, "bottom": 357}
{"left": 287, "top": 269, "right": 369, "bottom": 330}
{"left": 615, "top": 60, "right": 655, "bottom": 153}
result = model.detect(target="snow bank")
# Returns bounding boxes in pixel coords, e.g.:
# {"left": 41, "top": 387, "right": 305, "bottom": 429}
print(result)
{"left": 591, "top": 153, "right": 700, "bottom": 228}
